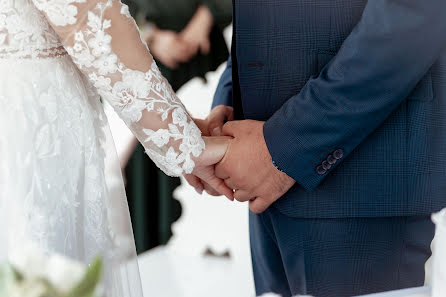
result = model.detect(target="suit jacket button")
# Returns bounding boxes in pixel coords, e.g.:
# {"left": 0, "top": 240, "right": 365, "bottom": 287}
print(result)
{"left": 327, "top": 155, "right": 336, "bottom": 165}
{"left": 316, "top": 165, "right": 327, "bottom": 175}
{"left": 334, "top": 149, "right": 344, "bottom": 160}
{"left": 322, "top": 160, "right": 331, "bottom": 170}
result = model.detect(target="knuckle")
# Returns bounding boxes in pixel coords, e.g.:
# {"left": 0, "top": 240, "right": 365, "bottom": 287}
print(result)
{"left": 235, "top": 196, "right": 244, "bottom": 202}
{"left": 250, "top": 205, "right": 262, "bottom": 214}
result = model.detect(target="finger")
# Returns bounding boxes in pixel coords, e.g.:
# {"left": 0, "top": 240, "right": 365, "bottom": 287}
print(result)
{"left": 233, "top": 189, "right": 255, "bottom": 203}
{"left": 223, "top": 177, "right": 237, "bottom": 190}
{"left": 184, "top": 174, "right": 204, "bottom": 194}
{"left": 221, "top": 121, "right": 239, "bottom": 137}
{"left": 193, "top": 118, "right": 209, "bottom": 136}
{"left": 249, "top": 197, "right": 272, "bottom": 214}
{"left": 215, "top": 161, "right": 230, "bottom": 180}
{"left": 224, "top": 177, "right": 251, "bottom": 192}
{"left": 201, "top": 173, "right": 234, "bottom": 201}
{"left": 194, "top": 163, "right": 234, "bottom": 200}
{"left": 208, "top": 106, "right": 234, "bottom": 136}
{"left": 202, "top": 181, "right": 221, "bottom": 196}
{"left": 200, "top": 136, "right": 231, "bottom": 166}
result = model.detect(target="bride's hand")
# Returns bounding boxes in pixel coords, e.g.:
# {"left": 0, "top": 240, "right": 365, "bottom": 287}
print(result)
{"left": 185, "top": 136, "right": 234, "bottom": 200}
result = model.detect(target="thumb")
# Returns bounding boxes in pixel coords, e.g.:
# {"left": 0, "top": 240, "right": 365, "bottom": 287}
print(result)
{"left": 221, "top": 121, "right": 239, "bottom": 137}
{"left": 208, "top": 106, "right": 234, "bottom": 136}
{"left": 249, "top": 197, "right": 271, "bottom": 214}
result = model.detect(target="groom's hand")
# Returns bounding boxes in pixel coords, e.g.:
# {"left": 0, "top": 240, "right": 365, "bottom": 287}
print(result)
{"left": 185, "top": 105, "right": 234, "bottom": 196}
{"left": 215, "top": 120, "right": 296, "bottom": 213}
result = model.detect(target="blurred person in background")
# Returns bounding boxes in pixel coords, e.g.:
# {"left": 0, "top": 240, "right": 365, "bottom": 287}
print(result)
{"left": 121, "top": 0, "right": 232, "bottom": 254}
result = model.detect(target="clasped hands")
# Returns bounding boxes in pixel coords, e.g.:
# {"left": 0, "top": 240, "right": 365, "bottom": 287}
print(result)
{"left": 188, "top": 106, "right": 296, "bottom": 213}
{"left": 148, "top": 5, "right": 213, "bottom": 69}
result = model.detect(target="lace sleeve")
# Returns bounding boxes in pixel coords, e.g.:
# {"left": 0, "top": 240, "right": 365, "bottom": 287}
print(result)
{"left": 31, "top": 0, "right": 205, "bottom": 176}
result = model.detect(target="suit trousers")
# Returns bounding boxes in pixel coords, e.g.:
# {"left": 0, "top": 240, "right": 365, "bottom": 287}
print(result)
{"left": 250, "top": 207, "right": 435, "bottom": 297}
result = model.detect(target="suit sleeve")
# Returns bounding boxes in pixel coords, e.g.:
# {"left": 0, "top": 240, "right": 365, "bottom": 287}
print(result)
{"left": 212, "top": 54, "right": 233, "bottom": 108}
{"left": 263, "top": 0, "right": 446, "bottom": 191}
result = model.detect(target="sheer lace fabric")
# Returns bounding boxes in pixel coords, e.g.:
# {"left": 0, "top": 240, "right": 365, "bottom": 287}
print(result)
{"left": 33, "top": 0, "right": 205, "bottom": 176}
{"left": 0, "top": 0, "right": 65, "bottom": 58}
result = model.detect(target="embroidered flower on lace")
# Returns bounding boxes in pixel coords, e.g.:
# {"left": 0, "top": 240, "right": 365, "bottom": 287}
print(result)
{"left": 0, "top": 0, "right": 63, "bottom": 58}
{"left": 32, "top": 0, "right": 87, "bottom": 26}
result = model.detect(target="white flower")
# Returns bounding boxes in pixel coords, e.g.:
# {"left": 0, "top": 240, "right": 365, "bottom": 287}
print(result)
{"left": 182, "top": 157, "right": 195, "bottom": 174}
{"left": 121, "top": 69, "right": 151, "bottom": 97}
{"left": 45, "top": 254, "right": 86, "bottom": 292}
{"left": 10, "top": 280, "right": 47, "bottom": 297}
{"left": 164, "top": 147, "right": 183, "bottom": 175}
{"left": 74, "top": 31, "right": 84, "bottom": 42}
{"left": 165, "top": 147, "right": 179, "bottom": 163}
{"left": 73, "top": 42, "right": 83, "bottom": 52}
{"left": 148, "top": 129, "right": 171, "bottom": 147}
{"left": 172, "top": 108, "right": 187, "bottom": 126}
{"left": 87, "top": 30, "right": 112, "bottom": 57}
{"left": 110, "top": 70, "right": 151, "bottom": 122}
{"left": 89, "top": 73, "right": 112, "bottom": 91}
{"left": 93, "top": 53, "right": 118, "bottom": 75}
{"left": 180, "top": 122, "right": 205, "bottom": 157}
{"left": 73, "top": 48, "right": 95, "bottom": 68}
{"left": 34, "top": 0, "right": 86, "bottom": 26}
{"left": 9, "top": 246, "right": 47, "bottom": 280}
{"left": 118, "top": 98, "right": 146, "bottom": 123}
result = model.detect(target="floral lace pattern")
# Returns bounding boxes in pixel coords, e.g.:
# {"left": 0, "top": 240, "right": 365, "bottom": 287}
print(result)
{"left": 0, "top": 0, "right": 204, "bottom": 175}
{"left": 0, "top": 55, "right": 142, "bottom": 297}
{"left": 0, "top": 0, "right": 64, "bottom": 58}
{"left": 32, "top": 0, "right": 86, "bottom": 26}
{"left": 31, "top": 0, "right": 205, "bottom": 176}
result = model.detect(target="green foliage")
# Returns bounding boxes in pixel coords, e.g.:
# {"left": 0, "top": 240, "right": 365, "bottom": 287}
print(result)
{"left": 0, "top": 264, "right": 14, "bottom": 297}
{"left": 67, "top": 257, "right": 103, "bottom": 297}
{"left": 0, "top": 258, "right": 103, "bottom": 297}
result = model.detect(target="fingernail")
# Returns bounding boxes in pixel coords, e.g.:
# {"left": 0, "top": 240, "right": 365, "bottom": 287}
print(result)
{"left": 195, "top": 187, "right": 203, "bottom": 195}
{"left": 212, "top": 127, "right": 221, "bottom": 136}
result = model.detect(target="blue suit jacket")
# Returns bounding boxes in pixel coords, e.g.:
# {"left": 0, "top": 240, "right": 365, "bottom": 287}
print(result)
{"left": 213, "top": 0, "right": 446, "bottom": 218}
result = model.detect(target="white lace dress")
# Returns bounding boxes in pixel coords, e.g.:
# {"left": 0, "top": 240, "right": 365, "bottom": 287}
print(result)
{"left": 0, "top": 0, "right": 205, "bottom": 296}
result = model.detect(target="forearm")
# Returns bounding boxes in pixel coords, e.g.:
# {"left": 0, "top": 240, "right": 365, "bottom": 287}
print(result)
{"left": 34, "top": 0, "right": 205, "bottom": 176}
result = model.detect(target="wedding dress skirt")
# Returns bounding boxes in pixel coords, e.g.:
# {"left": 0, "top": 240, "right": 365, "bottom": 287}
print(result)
{"left": 0, "top": 54, "right": 143, "bottom": 297}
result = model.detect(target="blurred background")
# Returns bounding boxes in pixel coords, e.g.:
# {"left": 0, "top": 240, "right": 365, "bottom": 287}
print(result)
{"left": 104, "top": 1, "right": 256, "bottom": 296}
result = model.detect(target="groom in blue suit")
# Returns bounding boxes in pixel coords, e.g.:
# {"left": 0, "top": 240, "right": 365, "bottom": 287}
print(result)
{"left": 209, "top": 0, "right": 446, "bottom": 296}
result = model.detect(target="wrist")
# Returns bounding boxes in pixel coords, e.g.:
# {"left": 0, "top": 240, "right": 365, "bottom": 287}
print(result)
{"left": 193, "top": 136, "right": 230, "bottom": 168}
{"left": 193, "top": 118, "right": 209, "bottom": 136}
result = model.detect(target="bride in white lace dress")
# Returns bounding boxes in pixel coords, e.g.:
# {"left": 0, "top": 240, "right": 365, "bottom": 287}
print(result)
{"left": 0, "top": 0, "right": 233, "bottom": 295}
